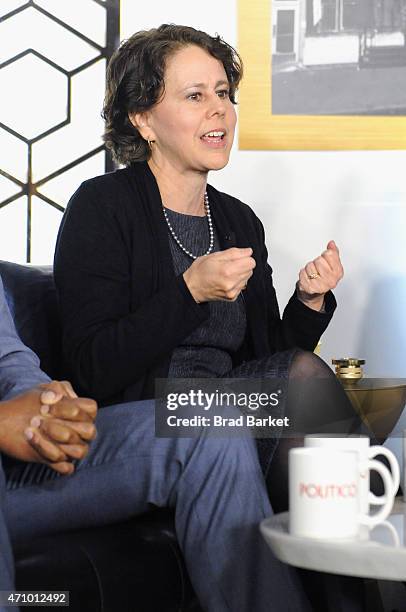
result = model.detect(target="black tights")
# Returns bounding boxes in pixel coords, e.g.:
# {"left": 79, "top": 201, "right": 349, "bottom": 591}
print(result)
{"left": 266, "top": 350, "right": 374, "bottom": 513}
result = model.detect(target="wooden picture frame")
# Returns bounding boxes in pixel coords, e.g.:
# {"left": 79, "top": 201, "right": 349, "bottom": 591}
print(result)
{"left": 238, "top": 0, "right": 406, "bottom": 150}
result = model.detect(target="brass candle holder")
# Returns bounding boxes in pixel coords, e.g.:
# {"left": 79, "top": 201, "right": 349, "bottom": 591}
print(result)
{"left": 332, "top": 358, "right": 365, "bottom": 383}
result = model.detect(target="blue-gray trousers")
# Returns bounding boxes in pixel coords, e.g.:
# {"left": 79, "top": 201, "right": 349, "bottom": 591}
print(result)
{"left": 0, "top": 400, "right": 310, "bottom": 612}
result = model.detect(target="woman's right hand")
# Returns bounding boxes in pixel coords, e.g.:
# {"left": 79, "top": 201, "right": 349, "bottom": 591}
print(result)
{"left": 183, "top": 247, "right": 256, "bottom": 303}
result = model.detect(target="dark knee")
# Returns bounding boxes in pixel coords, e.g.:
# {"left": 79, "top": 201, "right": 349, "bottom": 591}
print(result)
{"left": 290, "top": 350, "right": 333, "bottom": 379}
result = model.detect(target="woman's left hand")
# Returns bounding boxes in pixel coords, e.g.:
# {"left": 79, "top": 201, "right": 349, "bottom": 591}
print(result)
{"left": 296, "top": 240, "right": 344, "bottom": 312}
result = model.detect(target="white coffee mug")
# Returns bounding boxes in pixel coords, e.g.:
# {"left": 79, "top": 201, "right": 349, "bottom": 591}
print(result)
{"left": 289, "top": 448, "right": 394, "bottom": 539}
{"left": 304, "top": 434, "right": 400, "bottom": 513}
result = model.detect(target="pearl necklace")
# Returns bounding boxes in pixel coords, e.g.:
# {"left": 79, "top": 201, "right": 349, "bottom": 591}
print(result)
{"left": 162, "top": 192, "right": 214, "bottom": 260}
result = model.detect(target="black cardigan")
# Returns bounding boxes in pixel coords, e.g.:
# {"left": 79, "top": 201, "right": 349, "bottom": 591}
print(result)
{"left": 54, "top": 162, "right": 336, "bottom": 406}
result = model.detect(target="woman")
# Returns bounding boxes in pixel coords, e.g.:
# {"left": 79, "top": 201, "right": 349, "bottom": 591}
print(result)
{"left": 54, "top": 24, "right": 360, "bottom": 511}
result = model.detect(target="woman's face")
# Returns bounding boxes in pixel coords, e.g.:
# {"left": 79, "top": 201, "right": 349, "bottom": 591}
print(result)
{"left": 139, "top": 44, "right": 237, "bottom": 175}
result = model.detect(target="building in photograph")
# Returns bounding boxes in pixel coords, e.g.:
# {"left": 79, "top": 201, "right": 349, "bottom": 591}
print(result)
{"left": 272, "top": 0, "right": 406, "bottom": 68}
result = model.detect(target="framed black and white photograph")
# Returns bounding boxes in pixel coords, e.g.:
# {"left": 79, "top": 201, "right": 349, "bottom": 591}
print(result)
{"left": 239, "top": 0, "right": 406, "bottom": 150}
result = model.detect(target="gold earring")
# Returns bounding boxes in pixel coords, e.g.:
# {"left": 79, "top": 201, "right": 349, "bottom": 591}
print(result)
{"left": 147, "top": 139, "right": 154, "bottom": 148}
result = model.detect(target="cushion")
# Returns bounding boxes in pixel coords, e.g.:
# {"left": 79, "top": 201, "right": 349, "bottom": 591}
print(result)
{"left": 0, "top": 261, "right": 63, "bottom": 380}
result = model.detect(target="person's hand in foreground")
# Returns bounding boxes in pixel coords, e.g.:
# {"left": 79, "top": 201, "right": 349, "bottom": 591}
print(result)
{"left": 183, "top": 247, "right": 255, "bottom": 303}
{"left": 0, "top": 381, "right": 97, "bottom": 475}
{"left": 296, "top": 240, "right": 344, "bottom": 312}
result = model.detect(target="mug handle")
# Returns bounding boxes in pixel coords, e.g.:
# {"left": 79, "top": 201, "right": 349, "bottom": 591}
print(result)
{"left": 368, "top": 446, "right": 400, "bottom": 505}
{"left": 370, "top": 520, "right": 400, "bottom": 547}
{"left": 359, "top": 459, "right": 394, "bottom": 528}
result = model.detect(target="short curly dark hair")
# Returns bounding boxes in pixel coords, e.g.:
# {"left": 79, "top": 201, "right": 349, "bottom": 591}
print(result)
{"left": 102, "top": 24, "right": 243, "bottom": 166}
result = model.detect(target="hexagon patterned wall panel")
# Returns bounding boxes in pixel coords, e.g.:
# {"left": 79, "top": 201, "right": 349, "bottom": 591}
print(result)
{"left": 0, "top": 0, "right": 120, "bottom": 263}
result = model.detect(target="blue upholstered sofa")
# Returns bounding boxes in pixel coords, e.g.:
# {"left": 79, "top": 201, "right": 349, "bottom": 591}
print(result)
{"left": 0, "top": 260, "right": 201, "bottom": 612}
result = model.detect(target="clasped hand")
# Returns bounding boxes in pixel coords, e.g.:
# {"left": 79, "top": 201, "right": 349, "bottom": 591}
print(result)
{"left": 0, "top": 380, "right": 97, "bottom": 475}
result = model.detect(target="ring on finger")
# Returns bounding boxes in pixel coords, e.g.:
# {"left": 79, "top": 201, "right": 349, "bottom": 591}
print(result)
{"left": 307, "top": 272, "right": 320, "bottom": 280}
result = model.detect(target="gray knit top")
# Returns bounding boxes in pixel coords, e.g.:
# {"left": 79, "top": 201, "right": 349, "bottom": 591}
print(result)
{"left": 165, "top": 207, "right": 246, "bottom": 378}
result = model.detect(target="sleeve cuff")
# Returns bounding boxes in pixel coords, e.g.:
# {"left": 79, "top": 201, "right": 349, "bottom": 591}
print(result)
{"left": 175, "top": 273, "right": 210, "bottom": 319}
{"left": 290, "top": 290, "right": 337, "bottom": 320}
